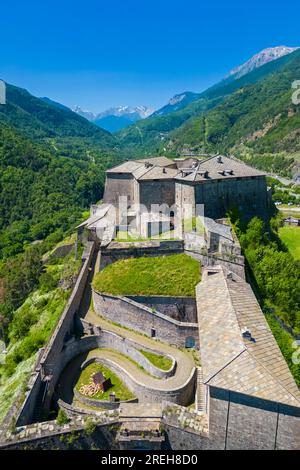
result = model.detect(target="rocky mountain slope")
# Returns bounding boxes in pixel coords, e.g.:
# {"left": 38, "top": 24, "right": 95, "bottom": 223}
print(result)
{"left": 117, "top": 48, "right": 300, "bottom": 165}
{"left": 74, "top": 105, "right": 154, "bottom": 132}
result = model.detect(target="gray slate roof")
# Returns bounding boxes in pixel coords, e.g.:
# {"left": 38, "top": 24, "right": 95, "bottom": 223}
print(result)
{"left": 176, "top": 155, "right": 266, "bottom": 182}
{"left": 196, "top": 266, "right": 300, "bottom": 407}
{"left": 106, "top": 155, "right": 265, "bottom": 183}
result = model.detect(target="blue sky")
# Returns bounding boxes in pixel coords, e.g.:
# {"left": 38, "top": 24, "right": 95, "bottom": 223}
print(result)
{"left": 1, "top": 0, "right": 299, "bottom": 112}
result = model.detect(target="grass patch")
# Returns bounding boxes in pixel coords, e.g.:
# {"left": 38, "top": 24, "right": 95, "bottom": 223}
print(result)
{"left": 0, "top": 355, "right": 36, "bottom": 424}
{"left": 139, "top": 349, "right": 172, "bottom": 371}
{"left": 93, "top": 254, "right": 200, "bottom": 297}
{"left": 75, "top": 362, "right": 134, "bottom": 401}
{"left": 278, "top": 226, "right": 300, "bottom": 260}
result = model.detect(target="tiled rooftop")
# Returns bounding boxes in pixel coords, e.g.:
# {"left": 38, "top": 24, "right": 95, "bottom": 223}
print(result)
{"left": 106, "top": 155, "right": 265, "bottom": 183}
{"left": 176, "top": 155, "right": 266, "bottom": 182}
{"left": 196, "top": 266, "right": 300, "bottom": 407}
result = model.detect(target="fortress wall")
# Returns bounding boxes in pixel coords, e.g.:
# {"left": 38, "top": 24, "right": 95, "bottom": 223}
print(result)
{"left": 185, "top": 250, "right": 245, "bottom": 279}
{"left": 58, "top": 333, "right": 176, "bottom": 382}
{"left": 92, "top": 290, "right": 199, "bottom": 348}
{"left": 139, "top": 180, "right": 175, "bottom": 209}
{"left": 163, "top": 387, "right": 300, "bottom": 450}
{"left": 127, "top": 295, "right": 197, "bottom": 323}
{"left": 100, "top": 240, "right": 184, "bottom": 269}
{"left": 15, "top": 242, "right": 96, "bottom": 426}
{"left": 194, "top": 176, "right": 269, "bottom": 221}
{"left": 175, "top": 182, "right": 195, "bottom": 217}
{"left": 103, "top": 173, "right": 135, "bottom": 205}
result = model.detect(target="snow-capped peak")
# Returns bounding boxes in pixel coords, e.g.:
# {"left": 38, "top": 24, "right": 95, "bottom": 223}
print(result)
{"left": 228, "top": 46, "right": 299, "bottom": 79}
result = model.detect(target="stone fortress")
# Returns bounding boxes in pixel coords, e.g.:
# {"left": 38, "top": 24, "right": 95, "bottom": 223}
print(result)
{"left": 1, "top": 155, "right": 300, "bottom": 450}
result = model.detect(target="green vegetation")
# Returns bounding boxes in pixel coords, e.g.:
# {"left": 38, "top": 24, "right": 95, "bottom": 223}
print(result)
{"left": 2, "top": 247, "right": 81, "bottom": 377}
{"left": 0, "top": 355, "right": 36, "bottom": 424}
{"left": 236, "top": 216, "right": 300, "bottom": 334}
{"left": 139, "top": 349, "right": 173, "bottom": 371}
{"left": 75, "top": 362, "right": 134, "bottom": 401}
{"left": 93, "top": 254, "right": 201, "bottom": 297}
{"left": 56, "top": 408, "right": 70, "bottom": 426}
{"left": 117, "top": 48, "right": 300, "bottom": 173}
{"left": 232, "top": 215, "right": 300, "bottom": 387}
{"left": 278, "top": 226, "right": 300, "bottom": 260}
{"left": 265, "top": 313, "right": 300, "bottom": 388}
{"left": 0, "top": 240, "right": 82, "bottom": 423}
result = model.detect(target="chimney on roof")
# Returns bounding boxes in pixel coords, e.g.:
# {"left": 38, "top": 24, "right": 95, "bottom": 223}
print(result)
{"left": 162, "top": 167, "right": 167, "bottom": 173}
{"left": 217, "top": 156, "right": 223, "bottom": 163}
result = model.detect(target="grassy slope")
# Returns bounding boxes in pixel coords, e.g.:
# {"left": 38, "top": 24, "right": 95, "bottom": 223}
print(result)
{"left": 93, "top": 254, "right": 201, "bottom": 297}
{"left": 75, "top": 362, "right": 134, "bottom": 401}
{"left": 139, "top": 349, "right": 173, "bottom": 371}
{"left": 0, "top": 242, "right": 82, "bottom": 423}
{"left": 278, "top": 226, "right": 300, "bottom": 260}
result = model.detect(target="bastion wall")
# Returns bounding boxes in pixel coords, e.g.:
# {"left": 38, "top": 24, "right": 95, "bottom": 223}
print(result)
{"left": 92, "top": 290, "right": 199, "bottom": 348}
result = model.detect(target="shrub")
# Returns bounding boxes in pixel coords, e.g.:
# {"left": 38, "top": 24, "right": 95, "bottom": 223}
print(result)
{"left": 56, "top": 408, "right": 70, "bottom": 426}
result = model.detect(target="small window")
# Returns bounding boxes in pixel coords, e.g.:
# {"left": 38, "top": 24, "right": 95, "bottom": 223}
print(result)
{"left": 151, "top": 328, "right": 156, "bottom": 338}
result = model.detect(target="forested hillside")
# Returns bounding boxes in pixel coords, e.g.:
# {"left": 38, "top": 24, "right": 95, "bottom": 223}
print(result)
{"left": 117, "top": 49, "right": 300, "bottom": 177}
{"left": 168, "top": 50, "right": 300, "bottom": 176}
{"left": 0, "top": 84, "right": 121, "bottom": 354}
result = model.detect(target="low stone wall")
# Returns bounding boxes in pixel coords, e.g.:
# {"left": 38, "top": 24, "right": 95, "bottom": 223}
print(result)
{"left": 74, "top": 391, "right": 138, "bottom": 411}
{"left": 128, "top": 295, "right": 197, "bottom": 323}
{"left": 185, "top": 250, "right": 245, "bottom": 279}
{"left": 92, "top": 290, "right": 199, "bottom": 349}
{"left": 100, "top": 240, "right": 184, "bottom": 270}
{"left": 55, "top": 336, "right": 195, "bottom": 407}
{"left": 81, "top": 356, "right": 196, "bottom": 407}
{"left": 58, "top": 329, "right": 176, "bottom": 382}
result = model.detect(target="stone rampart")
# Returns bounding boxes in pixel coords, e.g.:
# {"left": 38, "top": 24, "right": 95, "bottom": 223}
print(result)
{"left": 15, "top": 241, "right": 96, "bottom": 426}
{"left": 100, "top": 240, "right": 184, "bottom": 269}
{"left": 92, "top": 290, "right": 199, "bottom": 348}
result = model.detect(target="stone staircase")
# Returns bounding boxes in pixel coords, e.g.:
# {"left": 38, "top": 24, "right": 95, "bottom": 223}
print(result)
{"left": 195, "top": 367, "right": 206, "bottom": 413}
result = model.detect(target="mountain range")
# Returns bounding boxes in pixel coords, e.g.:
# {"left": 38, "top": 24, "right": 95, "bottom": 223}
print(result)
{"left": 1, "top": 43, "right": 300, "bottom": 260}
{"left": 152, "top": 46, "right": 299, "bottom": 118}
{"left": 73, "top": 105, "right": 154, "bottom": 132}
{"left": 117, "top": 46, "right": 300, "bottom": 178}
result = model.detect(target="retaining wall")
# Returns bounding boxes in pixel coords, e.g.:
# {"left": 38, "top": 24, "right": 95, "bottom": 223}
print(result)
{"left": 92, "top": 290, "right": 199, "bottom": 348}
{"left": 99, "top": 240, "right": 184, "bottom": 270}
{"left": 127, "top": 295, "right": 197, "bottom": 323}
{"left": 185, "top": 250, "right": 245, "bottom": 279}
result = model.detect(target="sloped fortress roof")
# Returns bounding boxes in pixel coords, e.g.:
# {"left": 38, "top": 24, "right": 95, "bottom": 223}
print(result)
{"left": 196, "top": 266, "right": 300, "bottom": 407}
{"left": 106, "top": 155, "right": 265, "bottom": 182}
{"left": 175, "top": 155, "right": 266, "bottom": 182}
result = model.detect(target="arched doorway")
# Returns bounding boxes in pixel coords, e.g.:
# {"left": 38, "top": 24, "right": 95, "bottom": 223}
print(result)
{"left": 185, "top": 336, "right": 195, "bottom": 348}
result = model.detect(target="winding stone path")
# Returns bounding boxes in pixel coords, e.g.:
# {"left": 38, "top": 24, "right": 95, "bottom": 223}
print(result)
{"left": 85, "top": 310, "right": 195, "bottom": 390}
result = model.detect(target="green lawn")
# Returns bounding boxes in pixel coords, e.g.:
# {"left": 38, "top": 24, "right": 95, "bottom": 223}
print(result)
{"left": 75, "top": 362, "right": 134, "bottom": 401}
{"left": 139, "top": 349, "right": 173, "bottom": 371}
{"left": 93, "top": 254, "right": 201, "bottom": 297}
{"left": 278, "top": 226, "right": 300, "bottom": 260}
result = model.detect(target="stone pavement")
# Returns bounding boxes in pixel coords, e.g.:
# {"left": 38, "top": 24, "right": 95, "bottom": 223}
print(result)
{"left": 85, "top": 310, "right": 195, "bottom": 391}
